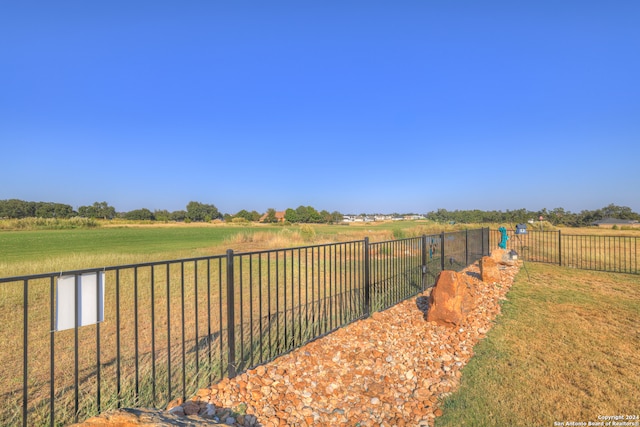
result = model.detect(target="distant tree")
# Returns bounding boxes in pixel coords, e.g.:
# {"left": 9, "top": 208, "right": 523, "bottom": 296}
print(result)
{"left": 284, "top": 208, "right": 298, "bottom": 223}
{"left": 306, "top": 206, "right": 322, "bottom": 223}
{"left": 235, "top": 209, "right": 253, "bottom": 221}
{"left": 575, "top": 209, "right": 601, "bottom": 227}
{"left": 293, "top": 205, "right": 322, "bottom": 223}
{"left": 263, "top": 208, "right": 278, "bottom": 223}
{"left": 428, "top": 208, "right": 449, "bottom": 222}
{"left": 186, "top": 201, "right": 220, "bottom": 222}
{"left": 547, "top": 207, "right": 569, "bottom": 226}
{"left": 170, "top": 210, "right": 187, "bottom": 222}
{"left": 55, "top": 203, "right": 74, "bottom": 218}
{"left": 124, "top": 208, "right": 155, "bottom": 220}
{"left": 330, "top": 211, "right": 344, "bottom": 223}
{"left": 154, "top": 209, "right": 171, "bottom": 222}
{"left": 0, "top": 199, "right": 36, "bottom": 218}
{"left": 35, "top": 202, "right": 56, "bottom": 218}
{"left": 297, "top": 206, "right": 312, "bottom": 223}
{"left": 601, "top": 203, "right": 638, "bottom": 220}
{"left": 78, "top": 201, "right": 116, "bottom": 219}
{"left": 320, "top": 210, "right": 332, "bottom": 223}
{"left": 232, "top": 209, "right": 262, "bottom": 222}
{"left": 249, "top": 210, "right": 261, "bottom": 221}
{"left": 33, "top": 202, "right": 74, "bottom": 218}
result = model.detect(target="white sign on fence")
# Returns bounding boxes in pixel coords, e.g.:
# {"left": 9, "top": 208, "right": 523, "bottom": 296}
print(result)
{"left": 56, "top": 272, "right": 105, "bottom": 331}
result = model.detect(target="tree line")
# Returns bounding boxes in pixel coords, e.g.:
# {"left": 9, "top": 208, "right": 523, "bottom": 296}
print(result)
{"left": 1, "top": 199, "right": 637, "bottom": 227}
{"left": 425, "top": 204, "right": 640, "bottom": 227}
{"left": 0, "top": 199, "right": 344, "bottom": 224}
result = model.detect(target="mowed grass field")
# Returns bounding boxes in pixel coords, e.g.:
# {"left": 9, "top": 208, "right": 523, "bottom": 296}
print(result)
{"left": 436, "top": 262, "right": 640, "bottom": 426}
{"left": 0, "top": 219, "right": 469, "bottom": 278}
{"left": 0, "top": 223, "right": 254, "bottom": 277}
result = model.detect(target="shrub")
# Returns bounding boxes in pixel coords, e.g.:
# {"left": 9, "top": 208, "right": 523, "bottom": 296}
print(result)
{"left": 0, "top": 217, "right": 99, "bottom": 230}
{"left": 299, "top": 224, "right": 316, "bottom": 242}
{"left": 392, "top": 228, "right": 406, "bottom": 240}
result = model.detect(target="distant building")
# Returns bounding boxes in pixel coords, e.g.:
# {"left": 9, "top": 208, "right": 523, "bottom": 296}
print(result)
{"left": 591, "top": 218, "right": 639, "bottom": 228}
{"left": 404, "top": 214, "right": 426, "bottom": 220}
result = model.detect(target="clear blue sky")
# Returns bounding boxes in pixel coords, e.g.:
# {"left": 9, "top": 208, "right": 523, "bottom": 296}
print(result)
{"left": 2, "top": 1, "right": 639, "bottom": 215}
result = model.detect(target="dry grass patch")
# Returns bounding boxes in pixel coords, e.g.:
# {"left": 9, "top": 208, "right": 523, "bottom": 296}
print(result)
{"left": 436, "top": 263, "right": 640, "bottom": 426}
{"left": 558, "top": 226, "right": 640, "bottom": 237}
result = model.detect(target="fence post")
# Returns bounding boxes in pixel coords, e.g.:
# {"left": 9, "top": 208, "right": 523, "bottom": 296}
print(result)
{"left": 465, "top": 229, "right": 469, "bottom": 266}
{"left": 23, "top": 279, "right": 28, "bottom": 427}
{"left": 226, "top": 249, "right": 236, "bottom": 378}
{"left": 482, "top": 227, "right": 487, "bottom": 256}
{"left": 421, "top": 234, "right": 428, "bottom": 291}
{"left": 363, "top": 237, "right": 371, "bottom": 317}
{"left": 440, "top": 232, "right": 446, "bottom": 272}
{"left": 558, "top": 230, "right": 562, "bottom": 266}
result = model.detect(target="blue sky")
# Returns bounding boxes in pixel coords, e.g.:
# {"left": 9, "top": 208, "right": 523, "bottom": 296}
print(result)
{"left": 2, "top": 1, "right": 639, "bottom": 215}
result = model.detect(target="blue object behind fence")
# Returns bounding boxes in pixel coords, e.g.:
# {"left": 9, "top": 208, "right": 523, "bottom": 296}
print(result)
{"left": 498, "top": 226, "right": 509, "bottom": 249}
{"left": 515, "top": 223, "right": 527, "bottom": 235}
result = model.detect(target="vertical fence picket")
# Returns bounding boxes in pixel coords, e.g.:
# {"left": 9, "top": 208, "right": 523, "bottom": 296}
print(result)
{"left": 49, "top": 277, "right": 55, "bottom": 427}
{"left": 364, "top": 237, "right": 371, "bottom": 317}
{"left": 558, "top": 230, "right": 562, "bottom": 266}
{"left": 22, "top": 279, "right": 28, "bottom": 427}
{"left": 226, "top": 250, "right": 236, "bottom": 378}
{"left": 440, "top": 232, "right": 445, "bottom": 272}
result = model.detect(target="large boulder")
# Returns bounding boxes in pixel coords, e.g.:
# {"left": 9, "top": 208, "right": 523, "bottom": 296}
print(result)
{"left": 426, "top": 270, "right": 475, "bottom": 327}
{"left": 490, "top": 248, "right": 516, "bottom": 266}
{"left": 479, "top": 256, "right": 501, "bottom": 283}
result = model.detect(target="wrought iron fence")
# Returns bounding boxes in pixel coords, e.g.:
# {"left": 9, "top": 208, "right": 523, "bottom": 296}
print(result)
{"left": 489, "top": 229, "right": 639, "bottom": 274}
{"left": 0, "top": 228, "right": 490, "bottom": 427}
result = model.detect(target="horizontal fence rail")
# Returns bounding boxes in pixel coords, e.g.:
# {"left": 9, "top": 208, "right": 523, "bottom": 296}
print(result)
{"left": 489, "top": 229, "right": 639, "bottom": 274}
{"left": 1, "top": 229, "right": 491, "bottom": 427}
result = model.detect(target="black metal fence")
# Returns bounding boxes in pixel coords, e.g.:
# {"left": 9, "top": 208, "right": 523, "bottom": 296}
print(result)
{"left": 0, "top": 228, "right": 490, "bottom": 427}
{"left": 489, "top": 229, "right": 639, "bottom": 274}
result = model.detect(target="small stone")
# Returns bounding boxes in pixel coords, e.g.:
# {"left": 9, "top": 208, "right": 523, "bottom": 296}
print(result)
{"left": 166, "top": 397, "right": 183, "bottom": 411}
{"left": 167, "top": 406, "right": 185, "bottom": 416}
{"left": 182, "top": 400, "right": 200, "bottom": 415}
{"left": 205, "top": 403, "right": 216, "bottom": 417}
{"left": 370, "top": 397, "right": 381, "bottom": 405}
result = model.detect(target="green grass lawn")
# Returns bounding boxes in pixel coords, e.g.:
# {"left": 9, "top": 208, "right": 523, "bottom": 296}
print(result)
{"left": 0, "top": 220, "right": 463, "bottom": 277}
{"left": 435, "top": 263, "right": 640, "bottom": 426}
{"left": 0, "top": 225, "right": 257, "bottom": 277}
{"left": 0, "top": 226, "right": 244, "bottom": 260}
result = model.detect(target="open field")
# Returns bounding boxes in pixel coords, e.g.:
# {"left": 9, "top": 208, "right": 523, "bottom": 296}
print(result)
{"left": 436, "top": 262, "right": 640, "bottom": 426}
{"left": 2, "top": 219, "right": 638, "bottom": 277}
{"left": 0, "top": 219, "right": 474, "bottom": 278}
